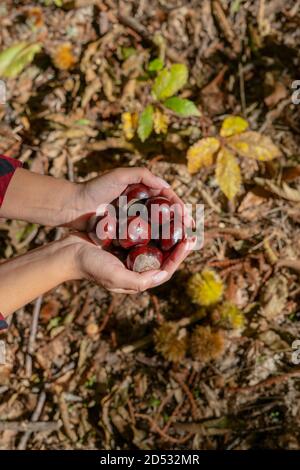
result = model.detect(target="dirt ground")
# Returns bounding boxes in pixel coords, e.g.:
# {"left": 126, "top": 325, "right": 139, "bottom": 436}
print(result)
{"left": 1, "top": 0, "right": 300, "bottom": 450}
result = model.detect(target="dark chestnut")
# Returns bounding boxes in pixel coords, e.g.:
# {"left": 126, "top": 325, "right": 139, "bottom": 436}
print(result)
{"left": 120, "top": 183, "right": 151, "bottom": 207}
{"left": 88, "top": 214, "right": 116, "bottom": 248}
{"left": 126, "top": 245, "right": 163, "bottom": 273}
{"left": 119, "top": 215, "right": 150, "bottom": 249}
{"left": 146, "top": 196, "right": 174, "bottom": 225}
{"left": 160, "top": 220, "right": 184, "bottom": 251}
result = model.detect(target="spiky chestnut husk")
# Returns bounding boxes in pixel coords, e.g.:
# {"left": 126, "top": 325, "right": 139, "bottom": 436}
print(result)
{"left": 126, "top": 245, "right": 163, "bottom": 272}
{"left": 154, "top": 322, "right": 188, "bottom": 363}
{"left": 187, "top": 269, "right": 224, "bottom": 306}
{"left": 211, "top": 302, "right": 245, "bottom": 330}
{"left": 190, "top": 325, "right": 225, "bottom": 363}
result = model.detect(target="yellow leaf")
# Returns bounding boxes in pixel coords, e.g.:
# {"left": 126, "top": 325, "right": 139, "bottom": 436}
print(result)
{"left": 220, "top": 115, "right": 248, "bottom": 137}
{"left": 153, "top": 108, "right": 169, "bottom": 134}
{"left": 53, "top": 43, "right": 76, "bottom": 70}
{"left": 227, "top": 131, "right": 281, "bottom": 161}
{"left": 216, "top": 147, "right": 241, "bottom": 200}
{"left": 187, "top": 137, "right": 220, "bottom": 174}
{"left": 121, "top": 112, "right": 138, "bottom": 140}
{"left": 187, "top": 269, "right": 224, "bottom": 306}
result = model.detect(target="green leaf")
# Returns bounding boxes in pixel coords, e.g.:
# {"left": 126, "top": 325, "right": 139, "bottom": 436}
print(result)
{"left": 152, "top": 63, "right": 188, "bottom": 100}
{"left": 74, "top": 118, "right": 91, "bottom": 126}
{"left": 164, "top": 97, "right": 200, "bottom": 117}
{"left": 121, "top": 47, "right": 136, "bottom": 60}
{"left": 137, "top": 105, "right": 154, "bottom": 142}
{"left": 148, "top": 58, "right": 164, "bottom": 72}
{"left": 0, "top": 42, "right": 42, "bottom": 78}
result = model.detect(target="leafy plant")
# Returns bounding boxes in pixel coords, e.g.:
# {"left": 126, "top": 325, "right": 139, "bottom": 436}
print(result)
{"left": 0, "top": 42, "right": 42, "bottom": 78}
{"left": 187, "top": 115, "right": 281, "bottom": 200}
{"left": 122, "top": 61, "right": 200, "bottom": 143}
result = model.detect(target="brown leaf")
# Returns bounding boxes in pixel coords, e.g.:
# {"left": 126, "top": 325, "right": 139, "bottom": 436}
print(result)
{"left": 264, "top": 82, "right": 287, "bottom": 108}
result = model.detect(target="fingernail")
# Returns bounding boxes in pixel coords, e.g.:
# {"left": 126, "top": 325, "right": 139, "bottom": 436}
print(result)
{"left": 155, "top": 177, "right": 170, "bottom": 188}
{"left": 152, "top": 270, "right": 168, "bottom": 283}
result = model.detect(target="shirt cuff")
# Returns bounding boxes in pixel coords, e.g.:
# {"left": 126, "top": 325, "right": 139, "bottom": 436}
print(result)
{"left": 0, "top": 155, "right": 22, "bottom": 207}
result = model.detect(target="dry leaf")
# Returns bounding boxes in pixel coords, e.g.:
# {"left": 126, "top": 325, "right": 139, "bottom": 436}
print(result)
{"left": 220, "top": 115, "right": 248, "bottom": 137}
{"left": 122, "top": 112, "right": 138, "bottom": 140}
{"left": 53, "top": 43, "right": 76, "bottom": 70}
{"left": 260, "top": 275, "right": 288, "bottom": 320}
{"left": 187, "top": 137, "right": 220, "bottom": 174}
{"left": 153, "top": 108, "right": 169, "bottom": 134}
{"left": 264, "top": 82, "right": 287, "bottom": 108}
{"left": 215, "top": 147, "right": 241, "bottom": 200}
{"left": 227, "top": 131, "right": 281, "bottom": 161}
{"left": 254, "top": 178, "right": 300, "bottom": 202}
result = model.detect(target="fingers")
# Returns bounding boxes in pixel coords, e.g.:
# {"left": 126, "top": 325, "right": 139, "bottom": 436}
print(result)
{"left": 104, "top": 264, "right": 168, "bottom": 294}
{"left": 161, "top": 237, "right": 197, "bottom": 281}
{"left": 112, "top": 167, "right": 170, "bottom": 191}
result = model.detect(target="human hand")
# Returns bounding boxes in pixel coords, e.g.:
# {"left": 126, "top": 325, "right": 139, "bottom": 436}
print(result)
{"left": 70, "top": 167, "right": 196, "bottom": 292}
{"left": 71, "top": 233, "right": 197, "bottom": 294}
{"left": 72, "top": 167, "right": 184, "bottom": 230}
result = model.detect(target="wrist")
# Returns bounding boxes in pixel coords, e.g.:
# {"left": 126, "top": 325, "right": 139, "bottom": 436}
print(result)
{"left": 54, "top": 235, "right": 84, "bottom": 281}
{"left": 64, "top": 182, "right": 94, "bottom": 231}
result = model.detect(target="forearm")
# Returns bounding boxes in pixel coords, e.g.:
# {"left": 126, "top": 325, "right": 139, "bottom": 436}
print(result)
{"left": 0, "top": 168, "right": 85, "bottom": 228}
{"left": 0, "top": 237, "right": 80, "bottom": 316}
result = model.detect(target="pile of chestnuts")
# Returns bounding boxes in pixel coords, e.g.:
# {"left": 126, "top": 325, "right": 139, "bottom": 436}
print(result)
{"left": 87, "top": 183, "right": 186, "bottom": 273}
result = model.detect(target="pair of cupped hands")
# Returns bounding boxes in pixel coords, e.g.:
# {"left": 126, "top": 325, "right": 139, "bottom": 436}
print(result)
{"left": 72, "top": 167, "right": 196, "bottom": 294}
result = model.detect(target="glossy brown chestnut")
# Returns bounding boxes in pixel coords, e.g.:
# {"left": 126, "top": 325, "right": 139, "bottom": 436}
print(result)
{"left": 120, "top": 183, "right": 151, "bottom": 207}
{"left": 119, "top": 215, "right": 151, "bottom": 249}
{"left": 146, "top": 196, "right": 174, "bottom": 225}
{"left": 88, "top": 214, "right": 116, "bottom": 248}
{"left": 126, "top": 245, "right": 163, "bottom": 273}
{"left": 160, "top": 220, "right": 184, "bottom": 251}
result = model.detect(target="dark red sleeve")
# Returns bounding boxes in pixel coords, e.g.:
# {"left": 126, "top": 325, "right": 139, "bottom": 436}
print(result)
{"left": 0, "top": 155, "right": 22, "bottom": 330}
{"left": 0, "top": 313, "right": 8, "bottom": 331}
{"left": 0, "top": 154, "right": 22, "bottom": 207}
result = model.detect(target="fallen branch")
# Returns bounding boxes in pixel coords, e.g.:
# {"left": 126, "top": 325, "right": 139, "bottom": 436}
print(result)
{"left": 135, "top": 413, "right": 193, "bottom": 444}
{"left": 0, "top": 421, "right": 60, "bottom": 432}
{"left": 57, "top": 392, "right": 77, "bottom": 442}
{"left": 228, "top": 367, "right": 300, "bottom": 394}
{"left": 18, "top": 390, "right": 47, "bottom": 450}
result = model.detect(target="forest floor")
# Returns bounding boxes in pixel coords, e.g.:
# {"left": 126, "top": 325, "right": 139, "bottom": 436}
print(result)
{"left": 1, "top": 0, "right": 300, "bottom": 450}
